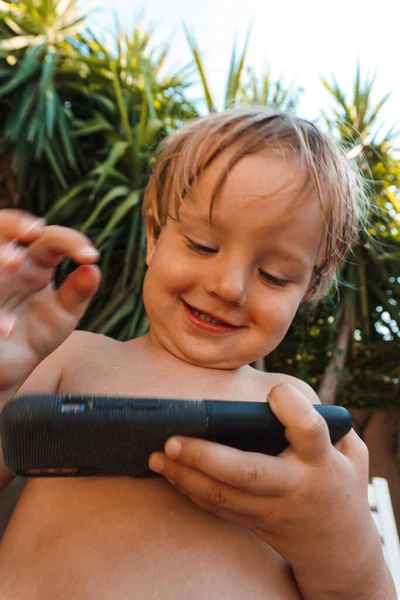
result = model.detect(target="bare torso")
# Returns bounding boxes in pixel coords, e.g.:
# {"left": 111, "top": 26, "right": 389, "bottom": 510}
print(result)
{"left": 0, "top": 333, "right": 302, "bottom": 599}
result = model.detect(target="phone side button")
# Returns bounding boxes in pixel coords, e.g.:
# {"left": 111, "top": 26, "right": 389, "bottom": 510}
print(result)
{"left": 95, "top": 398, "right": 128, "bottom": 409}
{"left": 131, "top": 400, "right": 162, "bottom": 409}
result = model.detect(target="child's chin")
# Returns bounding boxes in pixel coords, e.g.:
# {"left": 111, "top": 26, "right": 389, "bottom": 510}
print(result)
{"left": 174, "top": 345, "right": 249, "bottom": 370}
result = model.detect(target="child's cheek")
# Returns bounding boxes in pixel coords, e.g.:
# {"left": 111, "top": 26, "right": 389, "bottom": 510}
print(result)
{"left": 148, "top": 245, "right": 199, "bottom": 296}
{"left": 256, "top": 294, "right": 300, "bottom": 342}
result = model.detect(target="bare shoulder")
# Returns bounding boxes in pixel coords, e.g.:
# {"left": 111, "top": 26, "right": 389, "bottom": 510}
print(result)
{"left": 58, "top": 330, "right": 121, "bottom": 372}
{"left": 61, "top": 330, "right": 117, "bottom": 354}
{"left": 255, "top": 370, "right": 321, "bottom": 404}
{"left": 17, "top": 331, "right": 118, "bottom": 396}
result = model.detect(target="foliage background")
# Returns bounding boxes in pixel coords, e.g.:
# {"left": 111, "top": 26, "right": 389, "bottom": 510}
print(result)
{"left": 0, "top": 0, "right": 399, "bottom": 409}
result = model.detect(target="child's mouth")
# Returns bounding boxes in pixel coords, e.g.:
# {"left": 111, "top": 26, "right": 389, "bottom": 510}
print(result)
{"left": 182, "top": 300, "right": 241, "bottom": 334}
{"left": 187, "top": 304, "right": 228, "bottom": 325}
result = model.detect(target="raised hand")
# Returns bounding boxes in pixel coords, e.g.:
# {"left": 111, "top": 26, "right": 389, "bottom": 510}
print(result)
{"left": 0, "top": 209, "right": 101, "bottom": 394}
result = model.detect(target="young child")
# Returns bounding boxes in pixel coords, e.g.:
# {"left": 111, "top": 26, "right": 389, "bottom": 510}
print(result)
{"left": 0, "top": 107, "right": 396, "bottom": 599}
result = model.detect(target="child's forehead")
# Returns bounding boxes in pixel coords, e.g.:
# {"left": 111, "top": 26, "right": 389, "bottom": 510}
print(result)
{"left": 179, "top": 147, "right": 316, "bottom": 220}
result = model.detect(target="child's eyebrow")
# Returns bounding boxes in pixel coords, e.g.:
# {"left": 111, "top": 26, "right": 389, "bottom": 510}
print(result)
{"left": 271, "top": 250, "right": 312, "bottom": 270}
{"left": 179, "top": 212, "right": 219, "bottom": 228}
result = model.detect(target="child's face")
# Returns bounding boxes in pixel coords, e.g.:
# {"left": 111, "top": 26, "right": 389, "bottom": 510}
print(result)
{"left": 143, "top": 149, "right": 326, "bottom": 370}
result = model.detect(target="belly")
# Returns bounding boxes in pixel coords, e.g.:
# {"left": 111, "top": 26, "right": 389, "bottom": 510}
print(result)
{"left": 0, "top": 477, "right": 301, "bottom": 600}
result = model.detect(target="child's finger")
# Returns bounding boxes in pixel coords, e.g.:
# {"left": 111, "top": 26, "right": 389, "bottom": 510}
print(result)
{"left": 0, "top": 209, "right": 45, "bottom": 243}
{"left": 54, "top": 265, "right": 101, "bottom": 318}
{"left": 267, "top": 384, "right": 332, "bottom": 463}
{"left": 334, "top": 428, "right": 369, "bottom": 466}
{"left": 0, "top": 241, "right": 26, "bottom": 270}
{"left": 150, "top": 450, "right": 261, "bottom": 517}
{"left": 151, "top": 436, "right": 289, "bottom": 496}
{"left": 27, "top": 225, "right": 100, "bottom": 268}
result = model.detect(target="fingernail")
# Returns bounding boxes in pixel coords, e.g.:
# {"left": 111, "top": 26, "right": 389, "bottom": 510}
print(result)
{"left": 165, "top": 438, "right": 181, "bottom": 460}
{"left": 148, "top": 454, "right": 164, "bottom": 473}
{"left": 22, "top": 218, "right": 46, "bottom": 235}
{"left": 79, "top": 248, "right": 100, "bottom": 257}
{"left": 0, "top": 316, "right": 15, "bottom": 339}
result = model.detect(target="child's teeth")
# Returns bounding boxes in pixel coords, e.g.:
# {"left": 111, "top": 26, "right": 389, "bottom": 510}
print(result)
{"left": 192, "top": 308, "right": 226, "bottom": 325}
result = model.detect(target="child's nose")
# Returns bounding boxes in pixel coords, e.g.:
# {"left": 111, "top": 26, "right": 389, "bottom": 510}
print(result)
{"left": 205, "top": 262, "right": 248, "bottom": 305}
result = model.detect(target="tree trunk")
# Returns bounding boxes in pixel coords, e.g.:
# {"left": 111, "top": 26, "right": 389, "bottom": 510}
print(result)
{"left": 317, "top": 315, "right": 351, "bottom": 405}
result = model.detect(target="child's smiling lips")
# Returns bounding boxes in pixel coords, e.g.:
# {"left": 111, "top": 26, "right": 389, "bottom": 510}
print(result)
{"left": 181, "top": 299, "right": 245, "bottom": 328}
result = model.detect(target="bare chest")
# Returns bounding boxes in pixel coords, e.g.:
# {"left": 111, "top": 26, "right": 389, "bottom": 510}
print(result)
{"left": 0, "top": 340, "right": 302, "bottom": 599}
{"left": 58, "top": 340, "right": 270, "bottom": 402}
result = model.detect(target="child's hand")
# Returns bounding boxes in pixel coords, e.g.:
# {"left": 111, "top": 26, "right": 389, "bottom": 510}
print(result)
{"left": 0, "top": 209, "right": 101, "bottom": 395}
{"left": 149, "top": 384, "right": 383, "bottom": 596}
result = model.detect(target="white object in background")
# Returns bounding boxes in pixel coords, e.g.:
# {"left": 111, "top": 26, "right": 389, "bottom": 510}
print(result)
{"left": 368, "top": 477, "right": 400, "bottom": 597}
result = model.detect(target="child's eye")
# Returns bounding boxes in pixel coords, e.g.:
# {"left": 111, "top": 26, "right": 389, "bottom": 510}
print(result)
{"left": 185, "top": 238, "right": 288, "bottom": 287}
{"left": 185, "top": 237, "right": 217, "bottom": 255}
{"left": 259, "top": 269, "right": 288, "bottom": 288}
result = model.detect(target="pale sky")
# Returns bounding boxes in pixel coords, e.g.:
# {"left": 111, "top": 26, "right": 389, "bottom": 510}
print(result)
{"left": 82, "top": 0, "right": 399, "bottom": 142}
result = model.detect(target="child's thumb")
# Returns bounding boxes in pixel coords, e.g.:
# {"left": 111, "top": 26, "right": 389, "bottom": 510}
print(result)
{"left": 268, "top": 383, "right": 331, "bottom": 462}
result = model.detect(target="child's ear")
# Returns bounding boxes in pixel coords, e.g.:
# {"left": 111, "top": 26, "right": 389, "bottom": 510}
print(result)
{"left": 145, "top": 219, "right": 157, "bottom": 266}
{"left": 302, "top": 260, "right": 326, "bottom": 303}
{"left": 301, "top": 269, "right": 317, "bottom": 303}
{"left": 302, "top": 285, "right": 314, "bottom": 303}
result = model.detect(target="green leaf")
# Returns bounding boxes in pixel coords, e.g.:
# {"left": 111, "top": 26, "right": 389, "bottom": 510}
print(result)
{"left": 27, "top": 110, "right": 39, "bottom": 142}
{"left": 367, "top": 93, "right": 390, "bottom": 130}
{"left": 88, "top": 165, "right": 131, "bottom": 186}
{"left": 224, "top": 36, "right": 237, "bottom": 107}
{"left": 72, "top": 118, "right": 113, "bottom": 138}
{"left": 261, "top": 69, "right": 270, "bottom": 105}
{"left": 110, "top": 61, "right": 134, "bottom": 147}
{"left": 225, "top": 25, "right": 251, "bottom": 108}
{"left": 45, "top": 179, "right": 94, "bottom": 222}
{"left": 0, "top": 42, "right": 47, "bottom": 97}
{"left": 95, "top": 189, "right": 141, "bottom": 245}
{"left": 43, "top": 141, "right": 67, "bottom": 189}
{"left": 86, "top": 288, "right": 132, "bottom": 332}
{"left": 4, "top": 82, "right": 35, "bottom": 140}
{"left": 182, "top": 22, "right": 215, "bottom": 113}
{"left": 122, "top": 207, "right": 142, "bottom": 287}
{"left": 80, "top": 185, "right": 130, "bottom": 234}
{"left": 39, "top": 45, "right": 57, "bottom": 95}
{"left": 88, "top": 92, "right": 116, "bottom": 116}
{"left": 35, "top": 100, "right": 46, "bottom": 159}
{"left": 0, "top": 35, "right": 38, "bottom": 53}
{"left": 45, "top": 85, "right": 56, "bottom": 138}
{"left": 2, "top": 16, "right": 25, "bottom": 36}
{"left": 56, "top": 95, "right": 77, "bottom": 170}
{"left": 99, "top": 295, "right": 135, "bottom": 335}
{"left": 125, "top": 296, "right": 145, "bottom": 338}
{"left": 138, "top": 117, "right": 163, "bottom": 148}
{"left": 91, "top": 140, "right": 130, "bottom": 198}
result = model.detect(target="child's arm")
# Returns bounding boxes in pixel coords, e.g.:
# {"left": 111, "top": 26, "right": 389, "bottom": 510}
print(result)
{"left": 0, "top": 343, "right": 69, "bottom": 492}
{"left": 0, "top": 209, "right": 101, "bottom": 492}
{"left": 148, "top": 383, "right": 397, "bottom": 600}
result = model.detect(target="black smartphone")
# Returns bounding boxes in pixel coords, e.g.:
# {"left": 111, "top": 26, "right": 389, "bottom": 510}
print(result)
{"left": 0, "top": 394, "right": 352, "bottom": 477}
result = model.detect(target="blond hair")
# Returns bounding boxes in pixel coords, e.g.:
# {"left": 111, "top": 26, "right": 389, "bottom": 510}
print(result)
{"left": 142, "top": 106, "right": 368, "bottom": 303}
